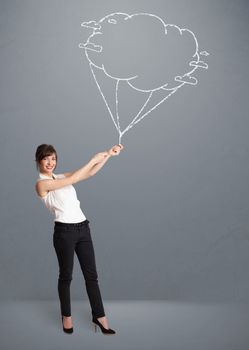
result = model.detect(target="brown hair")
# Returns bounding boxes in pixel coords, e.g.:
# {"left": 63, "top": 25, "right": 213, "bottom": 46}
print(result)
{"left": 35, "top": 144, "right": 57, "bottom": 171}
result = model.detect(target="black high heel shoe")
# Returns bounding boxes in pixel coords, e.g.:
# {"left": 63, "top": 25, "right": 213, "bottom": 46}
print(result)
{"left": 92, "top": 317, "right": 116, "bottom": 335}
{"left": 61, "top": 316, "right": 73, "bottom": 334}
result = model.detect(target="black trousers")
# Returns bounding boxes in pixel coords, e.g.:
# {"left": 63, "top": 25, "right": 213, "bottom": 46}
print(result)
{"left": 53, "top": 219, "right": 105, "bottom": 318}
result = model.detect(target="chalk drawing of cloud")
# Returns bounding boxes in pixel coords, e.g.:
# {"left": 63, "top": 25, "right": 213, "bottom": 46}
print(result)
{"left": 79, "top": 12, "right": 209, "bottom": 142}
{"left": 81, "top": 13, "right": 205, "bottom": 92}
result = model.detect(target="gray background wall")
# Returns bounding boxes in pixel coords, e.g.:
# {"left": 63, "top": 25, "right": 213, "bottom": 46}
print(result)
{"left": 0, "top": 0, "right": 249, "bottom": 302}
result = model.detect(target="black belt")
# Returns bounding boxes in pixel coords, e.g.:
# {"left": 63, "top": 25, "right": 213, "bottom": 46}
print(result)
{"left": 54, "top": 219, "right": 89, "bottom": 227}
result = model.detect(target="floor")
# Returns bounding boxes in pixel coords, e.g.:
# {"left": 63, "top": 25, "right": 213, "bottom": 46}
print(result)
{"left": 1, "top": 300, "right": 249, "bottom": 350}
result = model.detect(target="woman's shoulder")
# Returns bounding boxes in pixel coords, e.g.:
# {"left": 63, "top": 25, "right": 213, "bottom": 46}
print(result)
{"left": 35, "top": 173, "right": 65, "bottom": 195}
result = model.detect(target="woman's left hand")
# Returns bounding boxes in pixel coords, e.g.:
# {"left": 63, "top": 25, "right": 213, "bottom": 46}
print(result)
{"left": 108, "top": 144, "right": 124, "bottom": 156}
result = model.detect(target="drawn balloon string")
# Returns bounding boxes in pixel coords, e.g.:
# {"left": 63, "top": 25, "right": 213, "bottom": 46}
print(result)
{"left": 79, "top": 12, "right": 209, "bottom": 143}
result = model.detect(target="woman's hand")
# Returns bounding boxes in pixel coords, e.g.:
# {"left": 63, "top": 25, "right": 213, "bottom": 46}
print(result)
{"left": 108, "top": 144, "right": 124, "bottom": 156}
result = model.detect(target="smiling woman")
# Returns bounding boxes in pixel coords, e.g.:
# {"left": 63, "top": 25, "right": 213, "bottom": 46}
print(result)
{"left": 35, "top": 144, "right": 58, "bottom": 173}
{"left": 34, "top": 143, "right": 123, "bottom": 334}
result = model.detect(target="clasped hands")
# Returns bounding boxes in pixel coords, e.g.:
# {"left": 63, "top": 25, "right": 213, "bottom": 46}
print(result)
{"left": 93, "top": 144, "right": 124, "bottom": 163}
{"left": 108, "top": 144, "right": 124, "bottom": 156}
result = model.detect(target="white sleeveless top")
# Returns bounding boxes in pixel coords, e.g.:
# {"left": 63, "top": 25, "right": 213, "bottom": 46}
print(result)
{"left": 36, "top": 173, "right": 86, "bottom": 223}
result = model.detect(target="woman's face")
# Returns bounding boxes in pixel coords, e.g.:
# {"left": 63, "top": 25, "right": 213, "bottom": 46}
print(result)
{"left": 39, "top": 153, "right": 57, "bottom": 174}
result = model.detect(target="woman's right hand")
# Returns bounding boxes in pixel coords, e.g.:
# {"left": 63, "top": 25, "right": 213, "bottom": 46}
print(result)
{"left": 92, "top": 144, "right": 124, "bottom": 164}
{"left": 108, "top": 144, "right": 124, "bottom": 156}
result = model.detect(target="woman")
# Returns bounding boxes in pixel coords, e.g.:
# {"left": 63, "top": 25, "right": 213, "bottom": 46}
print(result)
{"left": 35, "top": 143, "right": 124, "bottom": 334}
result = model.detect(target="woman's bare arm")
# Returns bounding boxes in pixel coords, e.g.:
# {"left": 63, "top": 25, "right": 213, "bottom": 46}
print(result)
{"left": 35, "top": 163, "right": 90, "bottom": 197}
{"left": 36, "top": 154, "right": 105, "bottom": 196}
{"left": 63, "top": 172, "right": 73, "bottom": 178}
{"left": 35, "top": 144, "right": 123, "bottom": 197}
